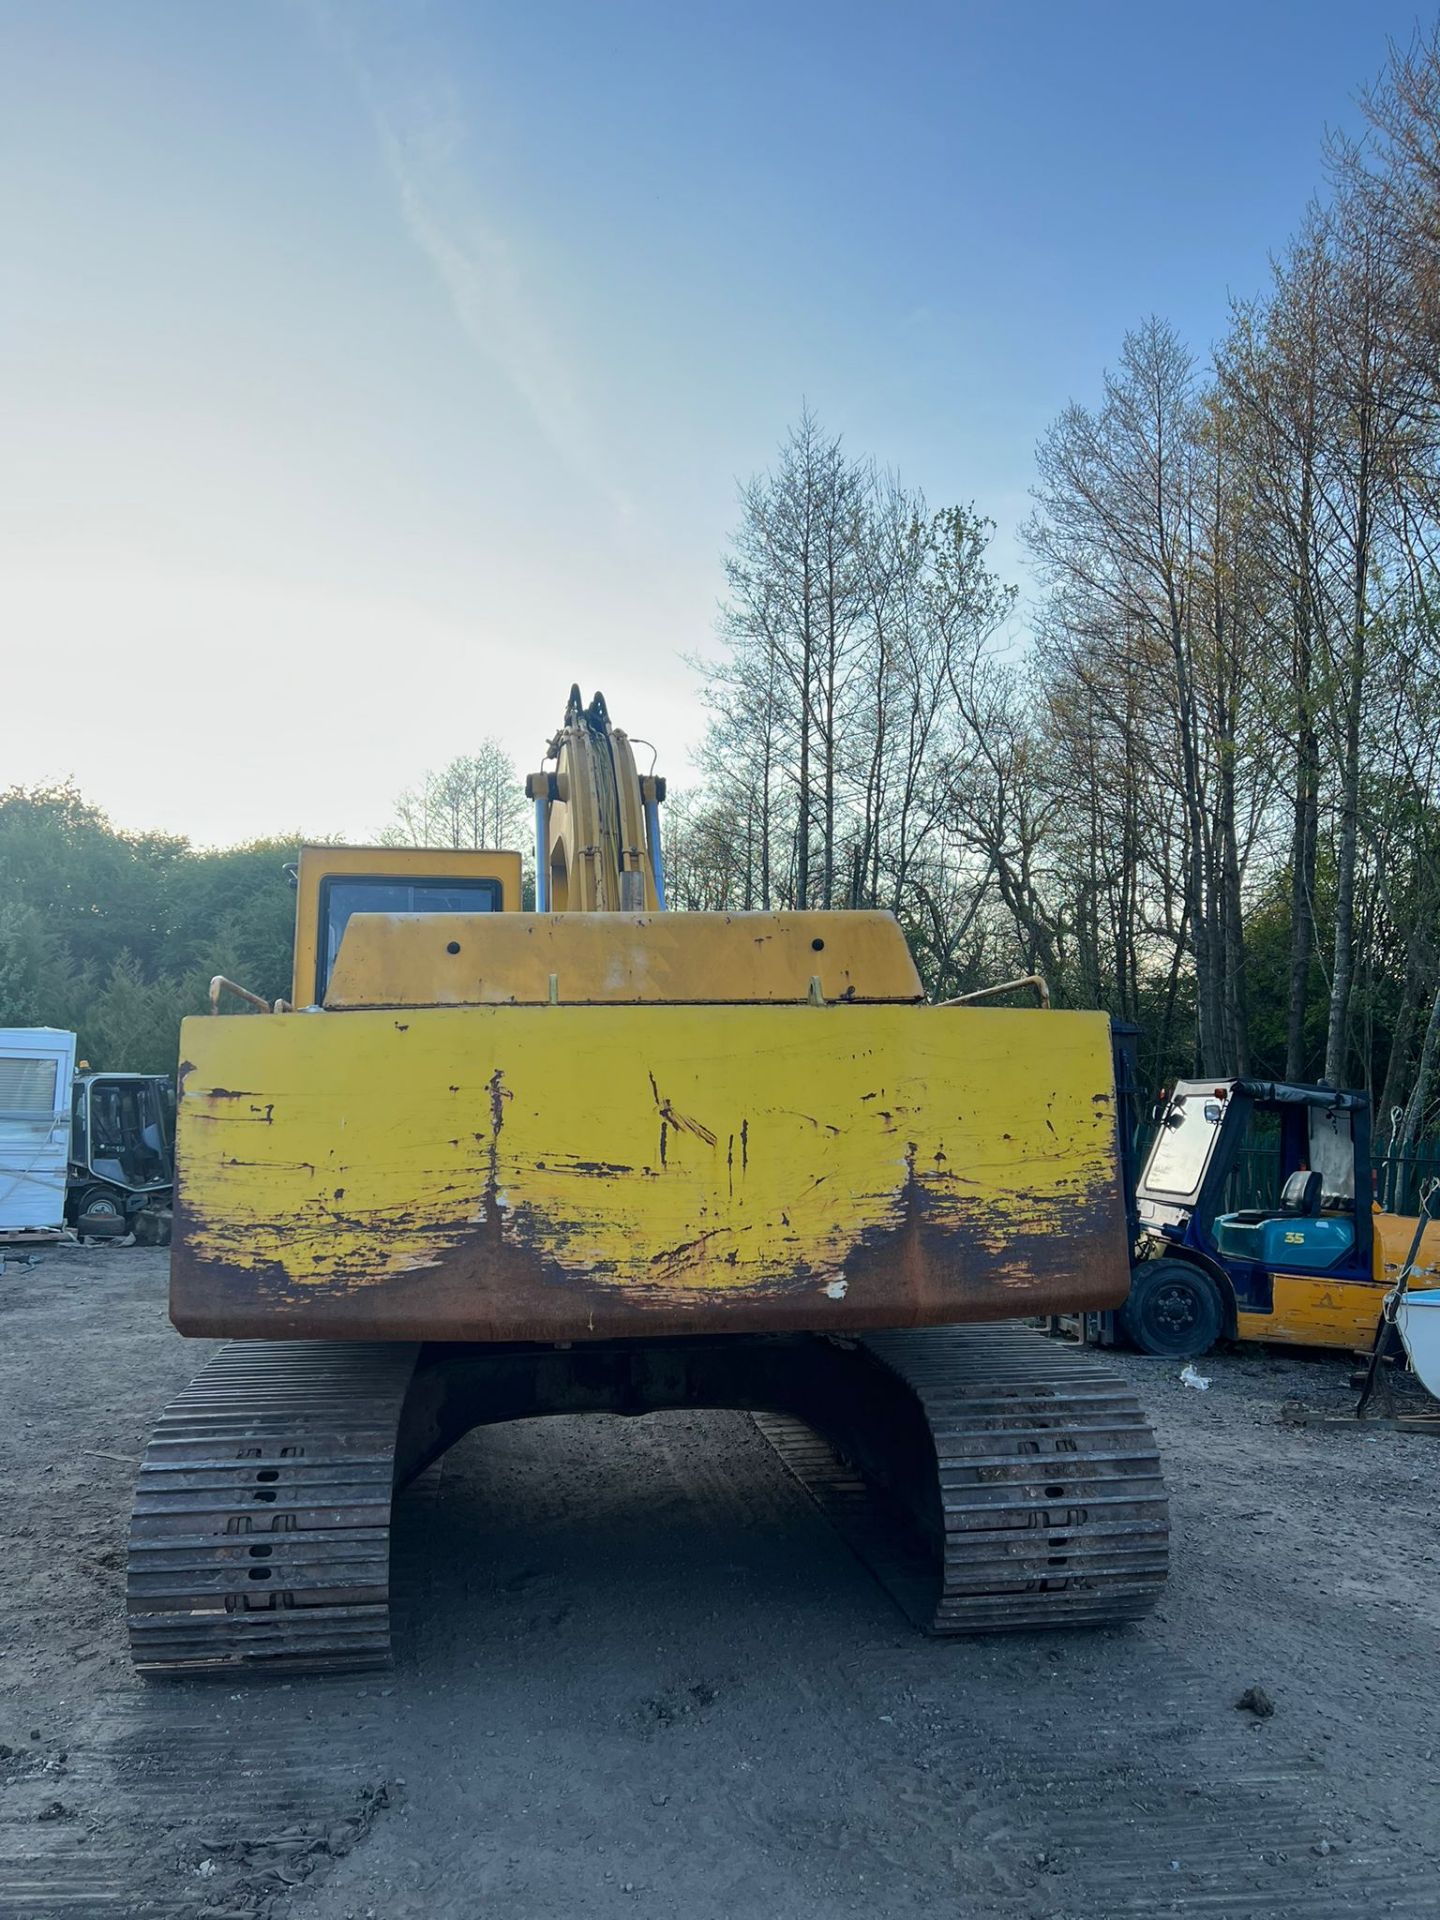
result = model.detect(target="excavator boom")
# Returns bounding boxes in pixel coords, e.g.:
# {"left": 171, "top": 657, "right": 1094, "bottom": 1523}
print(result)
{"left": 526, "top": 685, "right": 665, "bottom": 913}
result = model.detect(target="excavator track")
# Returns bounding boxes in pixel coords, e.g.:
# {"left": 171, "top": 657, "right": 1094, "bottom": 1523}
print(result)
{"left": 127, "top": 1341, "right": 420, "bottom": 1677}
{"left": 758, "top": 1322, "right": 1169, "bottom": 1633}
{"left": 127, "top": 1324, "right": 1165, "bottom": 1677}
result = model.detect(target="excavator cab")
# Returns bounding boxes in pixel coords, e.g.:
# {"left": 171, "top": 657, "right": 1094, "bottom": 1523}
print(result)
{"left": 289, "top": 845, "right": 525, "bottom": 1006}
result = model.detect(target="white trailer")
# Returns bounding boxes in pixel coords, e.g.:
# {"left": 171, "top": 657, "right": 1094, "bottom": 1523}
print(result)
{"left": 0, "top": 1028, "right": 76, "bottom": 1238}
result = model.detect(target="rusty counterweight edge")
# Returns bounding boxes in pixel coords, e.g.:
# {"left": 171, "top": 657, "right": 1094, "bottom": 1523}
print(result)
{"left": 168, "top": 1167, "right": 1132, "bottom": 1344}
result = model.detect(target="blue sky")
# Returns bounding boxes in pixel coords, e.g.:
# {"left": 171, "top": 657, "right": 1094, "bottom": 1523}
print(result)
{"left": 2, "top": 0, "right": 1429, "bottom": 842}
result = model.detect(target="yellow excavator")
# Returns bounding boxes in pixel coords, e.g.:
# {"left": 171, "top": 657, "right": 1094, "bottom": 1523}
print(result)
{"left": 127, "top": 688, "right": 1169, "bottom": 1674}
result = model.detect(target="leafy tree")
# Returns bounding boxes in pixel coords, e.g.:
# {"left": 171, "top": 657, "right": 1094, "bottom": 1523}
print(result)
{"left": 0, "top": 785, "right": 300, "bottom": 1074}
{"left": 0, "top": 903, "right": 75, "bottom": 1032}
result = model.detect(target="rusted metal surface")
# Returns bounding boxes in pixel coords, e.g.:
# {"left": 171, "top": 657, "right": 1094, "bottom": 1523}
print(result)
{"left": 127, "top": 1340, "right": 420, "bottom": 1676}
{"left": 169, "top": 1001, "right": 1130, "bottom": 1345}
{"left": 128, "top": 1323, "right": 1166, "bottom": 1674}
{"left": 851, "top": 1324, "right": 1168, "bottom": 1630}
{"left": 170, "top": 1176, "right": 1126, "bottom": 1343}
{"left": 758, "top": 1323, "right": 1168, "bottom": 1632}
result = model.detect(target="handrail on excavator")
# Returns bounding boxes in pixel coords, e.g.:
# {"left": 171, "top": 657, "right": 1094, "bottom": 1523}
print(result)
{"left": 934, "top": 974, "right": 1052, "bottom": 1011}
{"left": 209, "top": 975, "right": 274, "bottom": 1016}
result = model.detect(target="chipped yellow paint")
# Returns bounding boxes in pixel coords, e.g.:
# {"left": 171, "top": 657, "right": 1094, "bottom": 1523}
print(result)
{"left": 324, "top": 910, "right": 925, "bottom": 1009}
{"left": 175, "top": 1002, "right": 1123, "bottom": 1310}
{"left": 1373, "top": 1210, "right": 1440, "bottom": 1288}
{"left": 1237, "top": 1276, "right": 1386, "bottom": 1350}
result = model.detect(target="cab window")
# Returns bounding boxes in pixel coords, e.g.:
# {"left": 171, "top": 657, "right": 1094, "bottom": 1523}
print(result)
{"left": 87, "top": 1080, "right": 169, "bottom": 1187}
{"left": 1142, "top": 1093, "right": 1224, "bottom": 1200}
{"left": 1224, "top": 1107, "right": 1280, "bottom": 1213}
{"left": 317, "top": 876, "right": 502, "bottom": 999}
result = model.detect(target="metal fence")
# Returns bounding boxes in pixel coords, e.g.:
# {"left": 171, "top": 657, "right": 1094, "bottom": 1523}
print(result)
{"left": 1132, "top": 1133, "right": 1440, "bottom": 1215}
{"left": 1374, "top": 1142, "right": 1440, "bottom": 1215}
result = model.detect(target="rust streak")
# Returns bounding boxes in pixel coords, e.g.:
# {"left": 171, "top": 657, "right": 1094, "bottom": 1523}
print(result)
{"left": 482, "top": 1068, "right": 512, "bottom": 1230}
{"left": 647, "top": 1072, "right": 718, "bottom": 1148}
{"left": 221, "top": 1158, "right": 315, "bottom": 1173}
{"left": 649, "top": 1226, "right": 728, "bottom": 1270}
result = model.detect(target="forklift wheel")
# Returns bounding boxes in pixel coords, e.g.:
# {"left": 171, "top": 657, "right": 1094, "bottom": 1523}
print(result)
{"left": 1119, "top": 1259, "right": 1224, "bottom": 1359}
{"left": 75, "top": 1187, "right": 126, "bottom": 1237}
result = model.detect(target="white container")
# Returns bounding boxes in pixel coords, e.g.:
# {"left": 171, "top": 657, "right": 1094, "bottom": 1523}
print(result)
{"left": 0, "top": 1028, "right": 76, "bottom": 1234}
{"left": 1396, "top": 1288, "right": 1440, "bottom": 1403}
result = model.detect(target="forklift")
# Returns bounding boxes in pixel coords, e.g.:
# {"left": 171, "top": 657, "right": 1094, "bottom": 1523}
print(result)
{"left": 67, "top": 1070, "right": 174, "bottom": 1241}
{"left": 1116, "top": 1067, "right": 1438, "bottom": 1357}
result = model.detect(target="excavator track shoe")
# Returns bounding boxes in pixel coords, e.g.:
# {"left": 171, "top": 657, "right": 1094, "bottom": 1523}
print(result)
{"left": 127, "top": 1341, "right": 419, "bottom": 1677}
{"left": 765, "top": 1323, "right": 1168, "bottom": 1633}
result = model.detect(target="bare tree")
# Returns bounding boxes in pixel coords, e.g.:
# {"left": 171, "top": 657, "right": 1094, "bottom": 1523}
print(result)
{"left": 1027, "top": 319, "right": 1262, "bottom": 1072}
{"left": 1220, "top": 221, "right": 1336, "bottom": 1077}
{"left": 691, "top": 40, "right": 1440, "bottom": 1123}
{"left": 701, "top": 415, "right": 1017, "bottom": 991}
{"left": 383, "top": 739, "right": 527, "bottom": 851}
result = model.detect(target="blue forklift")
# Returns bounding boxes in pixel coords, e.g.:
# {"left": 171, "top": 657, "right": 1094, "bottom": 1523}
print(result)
{"left": 1108, "top": 1026, "right": 1392, "bottom": 1358}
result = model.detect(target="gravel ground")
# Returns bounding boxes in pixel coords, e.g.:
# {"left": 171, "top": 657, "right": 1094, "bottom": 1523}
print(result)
{"left": 2, "top": 1241, "right": 1439, "bottom": 1919}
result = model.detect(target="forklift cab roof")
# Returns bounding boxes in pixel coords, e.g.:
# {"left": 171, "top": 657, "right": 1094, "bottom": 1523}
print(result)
{"left": 1138, "top": 1077, "right": 1368, "bottom": 1209}
{"left": 1218, "top": 1080, "right": 1367, "bottom": 1113}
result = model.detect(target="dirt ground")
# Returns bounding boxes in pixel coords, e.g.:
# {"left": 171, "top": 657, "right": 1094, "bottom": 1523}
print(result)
{"left": 2, "top": 1242, "right": 1439, "bottom": 1920}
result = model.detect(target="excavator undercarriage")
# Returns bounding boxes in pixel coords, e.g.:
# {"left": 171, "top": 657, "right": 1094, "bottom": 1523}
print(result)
{"left": 128, "top": 688, "right": 1168, "bottom": 1676}
{"left": 129, "top": 1327, "right": 1167, "bottom": 1674}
